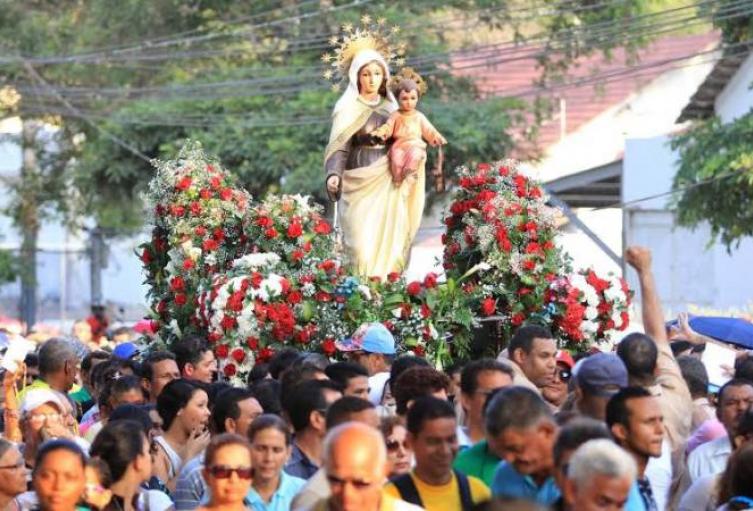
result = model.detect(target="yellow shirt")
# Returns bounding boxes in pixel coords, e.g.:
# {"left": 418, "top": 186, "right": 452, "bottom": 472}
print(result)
{"left": 384, "top": 471, "right": 491, "bottom": 511}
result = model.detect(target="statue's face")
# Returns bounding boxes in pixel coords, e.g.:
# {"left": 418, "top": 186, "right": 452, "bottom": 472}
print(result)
{"left": 358, "top": 62, "right": 384, "bottom": 97}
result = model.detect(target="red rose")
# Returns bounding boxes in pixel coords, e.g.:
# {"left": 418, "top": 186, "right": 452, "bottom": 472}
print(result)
{"left": 199, "top": 188, "right": 212, "bottom": 200}
{"left": 314, "top": 220, "right": 332, "bottom": 235}
{"left": 182, "top": 259, "right": 194, "bottom": 271}
{"left": 257, "top": 347, "right": 274, "bottom": 363}
{"left": 174, "top": 293, "right": 187, "bottom": 306}
{"left": 423, "top": 273, "right": 438, "bottom": 289}
{"left": 387, "top": 272, "right": 401, "bottom": 283}
{"left": 264, "top": 227, "right": 278, "bottom": 239}
{"left": 216, "top": 344, "right": 229, "bottom": 358}
{"left": 140, "top": 248, "right": 152, "bottom": 264}
{"left": 498, "top": 165, "right": 510, "bottom": 176}
{"left": 321, "top": 339, "right": 336, "bottom": 356}
{"left": 256, "top": 216, "right": 272, "bottom": 227}
{"left": 287, "top": 221, "right": 303, "bottom": 238}
{"left": 223, "top": 363, "right": 237, "bottom": 377}
{"left": 523, "top": 260, "right": 536, "bottom": 271}
{"left": 207, "top": 332, "right": 221, "bottom": 344}
{"left": 529, "top": 186, "right": 543, "bottom": 199}
{"left": 206, "top": 164, "right": 215, "bottom": 173}
{"left": 383, "top": 320, "right": 395, "bottom": 331}
{"left": 170, "top": 276, "right": 185, "bottom": 292}
{"left": 195, "top": 226, "right": 207, "bottom": 237}
{"left": 221, "top": 316, "right": 237, "bottom": 330}
{"left": 202, "top": 239, "right": 219, "bottom": 251}
{"left": 319, "top": 259, "right": 336, "bottom": 272}
{"left": 219, "top": 188, "right": 233, "bottom": 201}
{"left": 287, "top": 291, "right": 303, "bottom": 304}
{"left": 406, "top": 281, "right": 422, "bottom": 296}
{"left": 314, "top": 291, "right": 332, "bottom": 302}
{"left": 295, "top": 328, "right": 311, "bottom": 344}
{"left": 170, "top": 205, "right": 185, "bottom": 217}
{"left": 231, "top": 348, "right": 246, "bottom": 363}
{"left": 302, "top": 241, "right": 312, "bottom": 253}
{"left": 176, "top": 176, "right": 192, "bottom": 191}
{"left": 481, "top": 297, "right": 496, "bottom": 316}
{"left": 477, "top": 162, "right": 491, "bottom": 173}
{"left": 246, "top": 337, "right": 259, "bottom": 350}
{"left": 400, "top": 303, "right": 412, "bottom": 319}
{"left": 619, "top": 312, "right": 629, "bottom": 330}
{"left": 511, "top": 312, "right": 525, "bottom": 326}
{"left": 420, "top": 303, "right": 431, "bottom": 319}
{"left": 189, "top": 202, "right": 202, "bottom": 216}
{"left": 291, "top": 249, "right": 304, "bottom": 263}
{"left": 210, "top": 176, "right": 222, "bottom": 190}
{"left": 413, "top": 345, "right": 426, "bottom": 357}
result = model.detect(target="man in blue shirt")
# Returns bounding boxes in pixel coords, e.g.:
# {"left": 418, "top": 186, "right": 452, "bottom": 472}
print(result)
{"left": 487, "top": 387, "right": 561, "bottom": 505}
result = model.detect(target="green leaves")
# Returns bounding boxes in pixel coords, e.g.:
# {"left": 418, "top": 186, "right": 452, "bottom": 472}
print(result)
{"left": 670, "top": 110, "right": 753, "bottom": 250}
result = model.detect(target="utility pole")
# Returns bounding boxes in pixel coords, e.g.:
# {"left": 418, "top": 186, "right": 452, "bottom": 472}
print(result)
{"left": 19, "top": 120, "right": 40, "bottom": 330}
{"left": 89, "top": 227, "right": 105, "bottom": 307}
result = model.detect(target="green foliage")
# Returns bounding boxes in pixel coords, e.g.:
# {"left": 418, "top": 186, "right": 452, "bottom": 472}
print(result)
{"left": 670, "top": 111, "right": 753, "bottom": 250}
{"left": 0, "top": 249, "right": 17, "bottom": 283}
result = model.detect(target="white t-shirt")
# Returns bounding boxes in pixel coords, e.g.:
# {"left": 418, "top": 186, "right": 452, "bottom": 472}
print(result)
{"left": 368, "top": 371, "right": 391, "bottom": 405}
{"left": 646, "top": 439, "right": 672, "bottom": 511}
{"left": 688, "top": 436, "right": 732, "bottom": 483}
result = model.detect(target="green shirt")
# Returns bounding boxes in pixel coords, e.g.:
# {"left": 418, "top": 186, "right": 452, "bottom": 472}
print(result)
{"left": 453, "top": 440, "right": 500, "bottom": 487}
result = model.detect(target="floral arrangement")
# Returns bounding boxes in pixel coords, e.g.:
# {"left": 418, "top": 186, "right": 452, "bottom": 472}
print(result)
{"left": 442, "top": 160, "right": 569, "bottom": 346}
{"left": 140, "top": 143, "right": 633, "bottom": 369}
{"left": 547, "top": 270, "right": 632, "bottom": 348}
{"left": 245, "top": 194, "right": 334, "bottom": 267}
{"left": 138, "top": 143, "right": 251, "bottom": 344}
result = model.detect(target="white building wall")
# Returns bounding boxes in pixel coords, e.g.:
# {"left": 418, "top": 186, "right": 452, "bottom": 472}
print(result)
{"left": 715, "top": 53, "right": 753, "bottom": 123}
{"left": 623, "top": 136, "right": 753, "bottom": 312}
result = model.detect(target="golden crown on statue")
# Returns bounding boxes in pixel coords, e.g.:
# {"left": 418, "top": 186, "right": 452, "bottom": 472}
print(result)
{"left": 388, "top": 67, "right": 427, "bottom": 96}
{"left": 321, "top": 15, "right": 407, "bottom": 91}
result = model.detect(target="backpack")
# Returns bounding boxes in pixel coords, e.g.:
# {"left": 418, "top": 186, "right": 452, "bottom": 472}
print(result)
{"left": 390, "top": 469, "right": 473, "bottom": 511}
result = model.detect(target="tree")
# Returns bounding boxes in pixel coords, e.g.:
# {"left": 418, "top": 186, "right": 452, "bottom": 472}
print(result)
{"left": 670, "top": 0, "right": 753, "bottom": 249}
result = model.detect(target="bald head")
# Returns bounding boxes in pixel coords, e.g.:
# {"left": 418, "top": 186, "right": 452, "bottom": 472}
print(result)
{"left": 325, "top": 421, "right": 386, "bottom": 475}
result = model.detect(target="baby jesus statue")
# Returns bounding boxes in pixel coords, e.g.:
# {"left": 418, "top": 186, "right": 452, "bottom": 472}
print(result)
{"left": 370, "top": 68, "right": 447, "bottom": 186}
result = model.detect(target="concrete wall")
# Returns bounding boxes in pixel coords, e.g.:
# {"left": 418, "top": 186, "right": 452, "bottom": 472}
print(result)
{"left": 623, "top": 136, "right": 753, "bottom": 312}
{"left": 715, "top": 53, "right": 753, "bottom": 123}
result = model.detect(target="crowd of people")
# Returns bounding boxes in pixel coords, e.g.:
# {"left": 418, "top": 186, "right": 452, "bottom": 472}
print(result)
{"left": 0, "top": 247, "right": 752, "bottom": 511}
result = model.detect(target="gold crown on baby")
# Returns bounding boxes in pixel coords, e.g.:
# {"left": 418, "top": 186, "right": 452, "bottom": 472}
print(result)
{"left": 389, "top": 67, "right": 428, "bottom": 96}
{"left": 321, "top": 15, "right": 407, "bottom": 91}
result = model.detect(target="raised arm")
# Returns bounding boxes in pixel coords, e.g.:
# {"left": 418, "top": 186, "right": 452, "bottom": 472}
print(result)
{"left": 625, "top": 246, "right": 667, "bottom": 344}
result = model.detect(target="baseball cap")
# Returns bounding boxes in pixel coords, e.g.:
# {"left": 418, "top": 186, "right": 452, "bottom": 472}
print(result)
{"left": 556, "top": 350, "right": 575, "bottom": 369}
{"left": 335, "top": 323, "right": 396, "bottom": 355}
{"left": 576, "top": 353, "right": 628, "bottom": 397}
{"left": 113, "top": 342, "right": 139, "bottom": 360}
{"left": 20, "top": 389, "right": 68, "bottom": 417}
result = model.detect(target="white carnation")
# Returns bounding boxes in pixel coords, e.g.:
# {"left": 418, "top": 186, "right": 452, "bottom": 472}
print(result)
{"left": 585, "top": 306, "right": 598, "bottom": 321}
{"left": 232, "top": 253, "right": 280, "bottom": 270}
{"left": 358, "top": 285, "right": 372, "bottom": 301}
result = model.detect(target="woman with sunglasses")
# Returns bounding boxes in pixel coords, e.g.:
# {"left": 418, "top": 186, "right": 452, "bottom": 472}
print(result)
{"left": 380, "top": 416, "right": 412, "bottom": 479}
{"left": 247, "top": 415, "right": 305, "bottom": 511}
{"left": 0, "top": 439, "right": 27, "bottom": 511}
{"left": 197, "top": 434, "right": 253, "bottom": 511}
{"left": 90, "top": 420, "right": 173, "bottom": 511}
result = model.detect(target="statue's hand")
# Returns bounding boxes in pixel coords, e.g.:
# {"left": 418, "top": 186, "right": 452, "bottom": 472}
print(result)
{"left": 432, "top": 134, "right": 447, "bottom": 146}
{"left": 326, "top": 175, "right": 341, "bottom": 196}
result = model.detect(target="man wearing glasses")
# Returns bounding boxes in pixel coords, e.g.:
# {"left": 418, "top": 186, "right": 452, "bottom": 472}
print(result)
{"left": 542, "top": 350, "right": 575, "bottom": 410}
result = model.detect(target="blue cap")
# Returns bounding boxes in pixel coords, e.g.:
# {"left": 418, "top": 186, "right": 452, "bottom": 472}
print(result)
{"left": 113, "top": 342, "right": 139, "bottom": 360}
{"left": 335, "top": 323, "right": 396, "bottom": 355}
{"left": 577, "top": 353, "right": 628, "bottom": 397}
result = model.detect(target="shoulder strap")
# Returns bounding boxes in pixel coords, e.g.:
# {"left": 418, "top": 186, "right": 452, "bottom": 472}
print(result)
{"left": 453, "top": 469, "right": 473, "bottom": 511}
{"left": 390, "top": 473, "right": 423, "bottom": 508}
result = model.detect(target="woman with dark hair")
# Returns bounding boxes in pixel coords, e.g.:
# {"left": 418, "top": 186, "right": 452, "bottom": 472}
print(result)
{"left": 32, "top": 439, "right": 87, "bottom": 511}
{"left": 0, "top": 438, "right": 27, "bottom": 510}
{"left": 197, "top": 434, "right": 252, "bottom": 511}
{"left": 247, "top": 415, "right": 305, "bottom": 510}
{"left": 153, "top": 379, "right": 210, "bottom": 491}
{"left": 90, "top": 420, "right": 172, "bottom": 511}
{"left": 717, "top": 444, "right": 753, "bottom": 511}
{"left": 380, "top": 415, "right": 412, "bottom": 478}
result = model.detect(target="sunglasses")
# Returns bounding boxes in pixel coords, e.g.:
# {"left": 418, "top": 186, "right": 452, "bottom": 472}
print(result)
{"left": 207, "top": 465, "right": 253, "bottom": 480}
{"left": 326, "top": 474, "right": 374, "bottom": 490}
{"left": 386, "top": 440, "right": 408, "bottom": 452}
{"left": 557, "top": 369, "right": 572, "bottom": 382}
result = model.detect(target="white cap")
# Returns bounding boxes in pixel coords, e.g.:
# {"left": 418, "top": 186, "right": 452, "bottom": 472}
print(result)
{"left": 19, "top": 389, "right": 68, "bottom": 417}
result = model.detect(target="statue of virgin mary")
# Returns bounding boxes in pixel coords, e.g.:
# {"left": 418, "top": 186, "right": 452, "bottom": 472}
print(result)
{"left": 324, "top": 41, "right": 426, "bottom": 278}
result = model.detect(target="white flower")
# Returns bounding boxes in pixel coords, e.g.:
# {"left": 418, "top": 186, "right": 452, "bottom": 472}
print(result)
{"left": 570, "top": 274, "right": 588, "bottom": 292}
{"left": 585, "top": 306, "right": 598, "bottom": 321}
{"left": 392, "top": 307, "right": 403, "bottom": 319}
{"left": 302, "top": 282, "right": 316, "bottom": 297}
{"left": 584, "top": 286, "right": 600, "bottom": 306}
{"left": 169, "top": 319, "right": 182, "bottom": 337}
{"left": 232, "top": 253, "right": 280, "bottom": 270}
{"left": 187, "top": 247, "right": 202, "bottom": 262}
{"left": 358, "top": 285, "right": 372, "bottom": 301}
